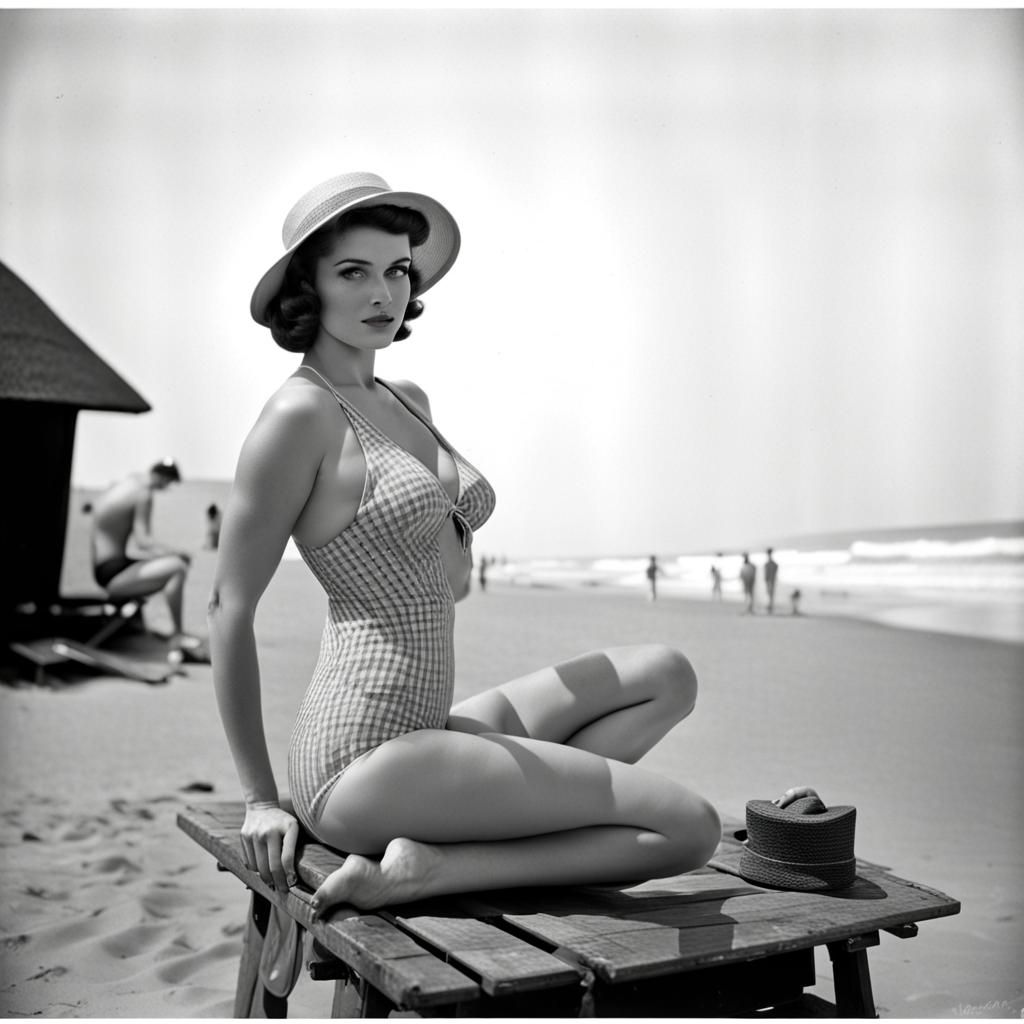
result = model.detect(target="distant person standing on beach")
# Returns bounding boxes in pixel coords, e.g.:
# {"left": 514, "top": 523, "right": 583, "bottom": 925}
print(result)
{"left": 90, "top": 459, "right": 204, "bottom": 653}
{"left": 645, "top": 555, "right": 661, "bottom": 601}
{"left": 710, "top": 559, "right": 723, "bottom": 601}
{"left": 477, "top": 555, "right": 488, "bottom": 592}
{"left": 204, "top": 504, "right": 223, "bottom": 550}
{"left": 209, "top": 172, "right": 720, "bottom": 914}
{"left": 763, "top": 548, "right": 779, "bottom": 614}
{"left": 739, "top": 553, "right": 756, "bottom": 614}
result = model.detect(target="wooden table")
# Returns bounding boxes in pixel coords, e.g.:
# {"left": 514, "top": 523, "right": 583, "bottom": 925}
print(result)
{"left": 178, "top": 802, "right": 959, "bottom": 1017}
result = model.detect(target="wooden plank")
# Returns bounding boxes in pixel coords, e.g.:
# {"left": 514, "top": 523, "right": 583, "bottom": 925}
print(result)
{"left": 458, "top": 873, "right": 764, "bottom": 922}
{"left": 496, "top": 880, "right": 954, "bottom": 985}
{"left": 384, "top": 911, "right": 581, "bottom": 997}
{"left": 177, "top": 806, "right": 480, "bottom": 1011}
{"left": 469, "top": 859, "right": 958, "bottom": 984}
{"left": 644, "top": 871, "right": 958, "bottom": 931}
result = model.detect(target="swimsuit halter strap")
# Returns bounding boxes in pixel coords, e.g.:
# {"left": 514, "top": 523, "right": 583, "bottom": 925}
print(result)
{"left": 297, "top": 364, "right": 344, "bottom": 401}
{"left": 296, "top": 365, "right": 378, "bottom": 428}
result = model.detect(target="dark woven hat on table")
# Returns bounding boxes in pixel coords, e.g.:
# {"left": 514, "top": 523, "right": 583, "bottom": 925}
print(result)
{"left": 739, "top": 795, "right": 857, "bottom": 892}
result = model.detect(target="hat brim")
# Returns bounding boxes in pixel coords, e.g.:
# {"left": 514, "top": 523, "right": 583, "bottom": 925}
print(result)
{"left": 250, "top": 190, "right": 460, "bottom": 326}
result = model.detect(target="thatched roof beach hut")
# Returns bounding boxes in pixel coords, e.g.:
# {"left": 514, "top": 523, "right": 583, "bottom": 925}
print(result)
{"left": 0, "top": 260, "right": 150, "bottom": 639}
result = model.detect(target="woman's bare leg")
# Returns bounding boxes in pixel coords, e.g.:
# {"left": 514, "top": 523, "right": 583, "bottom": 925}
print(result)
{"left": 312, "top": 728, "right": 719, "bottom": 913}
{"left": 447, "top": 644, "right": 697, "bottom": 763}
{"left": 310, "top": 645, "right": 718, "bottom": 913}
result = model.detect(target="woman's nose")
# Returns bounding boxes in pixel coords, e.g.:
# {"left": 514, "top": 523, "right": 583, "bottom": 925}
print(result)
{"left": 371, "top": 278, "right": 392, "bottom": 306}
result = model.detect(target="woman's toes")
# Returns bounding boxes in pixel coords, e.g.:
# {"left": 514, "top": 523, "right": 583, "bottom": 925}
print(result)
{"left": 310, "top": 857, "right": 372, "bottom": 917}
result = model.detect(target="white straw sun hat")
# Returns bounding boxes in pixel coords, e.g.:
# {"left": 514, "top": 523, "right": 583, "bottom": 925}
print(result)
{"left": 250, "top": 172, "right": 461, "bottom": 325}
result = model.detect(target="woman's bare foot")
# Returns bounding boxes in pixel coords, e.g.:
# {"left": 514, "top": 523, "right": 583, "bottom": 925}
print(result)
{"left": 311, "top": 837, "right": 440, "bottom": 915}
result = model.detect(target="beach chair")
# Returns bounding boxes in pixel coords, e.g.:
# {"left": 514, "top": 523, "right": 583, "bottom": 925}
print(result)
{"left": 178, "top": 801, "right": 961, "bottom": 1018}
{"left": 9, "top": 593, "right": 174, "bottom": 686}
{"left": 62, "top": 592, "right": 151, "bottom": 646}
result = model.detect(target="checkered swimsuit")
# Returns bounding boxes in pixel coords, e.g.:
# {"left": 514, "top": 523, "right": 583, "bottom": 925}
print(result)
{"left": 287, "top": 375, "right": 495, "bottom": 839}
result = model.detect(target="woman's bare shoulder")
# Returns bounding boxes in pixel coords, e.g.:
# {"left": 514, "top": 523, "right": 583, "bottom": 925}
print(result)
{"left": 250, "top": 374, "right": 341, "bottom": 437}
{"left": 387, "top": 378, "right": 432, "bottom": 418}
{"left": 240, "top": 375, "right": 342, "bottom": 467}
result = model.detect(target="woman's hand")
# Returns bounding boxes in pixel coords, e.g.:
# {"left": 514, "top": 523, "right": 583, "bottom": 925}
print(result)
{"left": 773, "top": 785, "right": 820, "bottom": 808}
{"left": 240, "top": 803, "right": 300, "bottom": 892}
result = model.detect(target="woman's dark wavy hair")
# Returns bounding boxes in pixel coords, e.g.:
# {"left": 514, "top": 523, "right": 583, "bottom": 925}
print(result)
{"left": 267, "top": 204, "right": 430, "bottom": 352}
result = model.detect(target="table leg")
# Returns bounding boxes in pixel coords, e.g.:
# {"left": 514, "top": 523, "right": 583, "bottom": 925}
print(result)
{"left": 329, "top": 976, "right": 394, "bottom": 1018}
{"left": 827, "top": 933, "right": 879, "bottom": 1018}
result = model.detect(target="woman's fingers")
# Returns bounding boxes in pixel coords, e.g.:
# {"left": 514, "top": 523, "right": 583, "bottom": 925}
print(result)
{"left": 253, "top": 838, "right": 274, "bottom": 889}
{"left": 281, "top": 820, "right": 300, "bottom": 889}
{"left": 773, "top": 785, "right": 819, "bottom": 808}
{"left": 264, "top": 830, "right": 287, "bottom": 891}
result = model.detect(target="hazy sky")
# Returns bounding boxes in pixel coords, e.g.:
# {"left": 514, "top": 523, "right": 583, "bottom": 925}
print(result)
{"left": 3, "top": 8, "right": 1022, "bottom": 558}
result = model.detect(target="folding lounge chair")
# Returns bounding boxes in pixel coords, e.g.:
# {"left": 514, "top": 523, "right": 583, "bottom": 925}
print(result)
{"left": 10, "top": 593, "right": 174, "bottom": 685}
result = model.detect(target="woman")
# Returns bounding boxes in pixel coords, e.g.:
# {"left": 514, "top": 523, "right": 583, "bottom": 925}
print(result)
{"left": 209, "top": 172, "right": 721, "bottom": 916}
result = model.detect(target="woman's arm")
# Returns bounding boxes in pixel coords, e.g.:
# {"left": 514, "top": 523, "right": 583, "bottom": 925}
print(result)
{"left": 208, "top": 385, "right": 325, "bottom": 891}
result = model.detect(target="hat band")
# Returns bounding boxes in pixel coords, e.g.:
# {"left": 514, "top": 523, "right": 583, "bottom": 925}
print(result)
{"left": 743, "top": 848, "right": 856, "bottom": 870}
{"left": 286, "top": 186, "right": 391, "bottom": 247}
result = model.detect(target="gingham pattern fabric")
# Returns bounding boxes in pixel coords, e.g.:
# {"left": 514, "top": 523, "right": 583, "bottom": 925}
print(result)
{"left": 287, "top": 376, "right": 495, "bottom": 839}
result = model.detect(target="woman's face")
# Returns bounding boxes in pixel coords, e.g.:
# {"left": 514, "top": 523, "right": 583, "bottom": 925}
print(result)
{"left": 313, "top": 225, "right": 413, "bottom": 349}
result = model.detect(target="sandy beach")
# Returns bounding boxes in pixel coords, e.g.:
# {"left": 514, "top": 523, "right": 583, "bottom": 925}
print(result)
{"left": 1, "top": 495, "right": 1022, "bottom": 1018}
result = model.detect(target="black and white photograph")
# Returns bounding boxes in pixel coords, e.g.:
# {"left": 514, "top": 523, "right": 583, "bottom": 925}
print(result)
{"left": 2, "top": 7, "right": 1022, "bottom": 1018}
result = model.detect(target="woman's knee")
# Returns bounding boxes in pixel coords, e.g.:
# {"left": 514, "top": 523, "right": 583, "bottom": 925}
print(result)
{"left": 663, "top": 794, "right": 721, "bottom": 875}
{"left": 637, "top": 644, "right": 698, "bottom": 717}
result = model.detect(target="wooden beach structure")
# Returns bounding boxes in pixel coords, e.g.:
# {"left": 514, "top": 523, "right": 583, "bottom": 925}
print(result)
{"left": 179, "top": 801, "right": 960, "bottom": 1018}
{"left": 0, "top": 260, "right": 150, "bottom": 650}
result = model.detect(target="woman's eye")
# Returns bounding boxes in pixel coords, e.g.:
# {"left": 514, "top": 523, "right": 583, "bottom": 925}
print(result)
{"left": 340, "top": 267, "right": 364, "bottom": 280}
{"left": 387, "top": 266, "right": 410, "bottom": 278}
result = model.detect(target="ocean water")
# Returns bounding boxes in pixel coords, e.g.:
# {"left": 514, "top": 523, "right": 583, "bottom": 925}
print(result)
{"left": 486, "top": 521, "right": 1024, "bottom": 645}
{"left": 69, "top": 483, "right": 1024, "bottom": 645}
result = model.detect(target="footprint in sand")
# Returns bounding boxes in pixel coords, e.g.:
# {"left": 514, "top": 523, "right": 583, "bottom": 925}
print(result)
{"left": 100, "top": 922, "right": 171, "bottom": 960}
{"left": 59, "top": 822, "right": 101, "bottom": 842}
{"left": 109, "top": 798, "right": 156, "bottom": 821}
{"left": 155, "top": 940, "right": 238, "bottom": 985}
{"left": 81, "top": 854, "right": 143, "bottom": 879}
{"left": 140, "top": 882, "right": 186, "bottom": 920}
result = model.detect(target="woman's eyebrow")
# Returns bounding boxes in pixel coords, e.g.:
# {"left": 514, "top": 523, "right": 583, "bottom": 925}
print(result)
{"left": 333, "top": 255, "right": 412, "bottom": 267}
